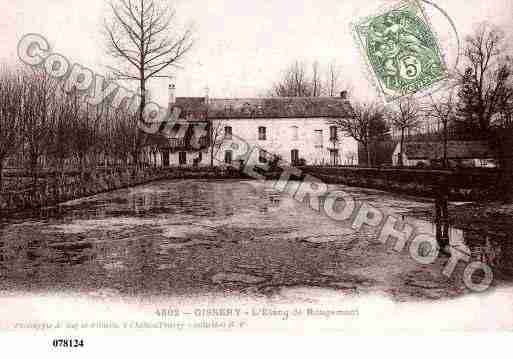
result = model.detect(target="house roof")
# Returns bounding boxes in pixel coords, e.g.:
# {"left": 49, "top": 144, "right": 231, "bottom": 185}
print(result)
{"left": 174, "top": 97, "right": 208, "bottom": 122}
{"left": 144, "top": 122, "right": 210, "bottom": 151}
{"left": 171, "top": 96, "right": 353, "bottom": 120}
{"left": 206, "top": 97, "right": 353, "bottom": 119}
{"left": 144, "top": 132, "right": 171, "bottom": 147}
{"left": 403, "top": 141, "right": 494, "bottom": 160}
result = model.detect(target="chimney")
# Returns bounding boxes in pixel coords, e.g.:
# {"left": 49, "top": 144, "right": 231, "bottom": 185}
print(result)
{"left": 340, "top": 91, "right": 348, "bottom": 100}
{"left": 204, "top": 86, "right": 210, "bottom": 105}
{"left": 168, "top": 83, "right": 176, "bottom": 106}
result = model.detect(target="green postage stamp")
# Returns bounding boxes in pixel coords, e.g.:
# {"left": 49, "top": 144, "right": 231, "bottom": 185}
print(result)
{"left": 354, "top": 0, "right": 448, "bottom": 102}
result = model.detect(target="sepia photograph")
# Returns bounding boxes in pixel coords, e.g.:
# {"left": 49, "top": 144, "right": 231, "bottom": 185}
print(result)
{"left": 0, "top": 0, "right": 513, "bottom": 354}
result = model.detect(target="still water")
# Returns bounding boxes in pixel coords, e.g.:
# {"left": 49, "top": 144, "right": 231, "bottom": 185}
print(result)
{"left": 0, "top": 179, "right": 507, "bottom": 301}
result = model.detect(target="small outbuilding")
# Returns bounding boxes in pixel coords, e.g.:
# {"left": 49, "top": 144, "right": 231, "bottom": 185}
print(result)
{"left": 392, "top": 141, "right": 497, "bottom": 168}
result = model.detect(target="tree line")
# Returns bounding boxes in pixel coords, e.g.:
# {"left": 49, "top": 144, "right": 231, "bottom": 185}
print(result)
{"left": 0, "top": 0, "right": 194, "bottom": 192}
{"left": 270, "top": 60, "right": 350, "bottom": 98}
{"left": 0, "top": 67, "right": 145, "bottom": 191}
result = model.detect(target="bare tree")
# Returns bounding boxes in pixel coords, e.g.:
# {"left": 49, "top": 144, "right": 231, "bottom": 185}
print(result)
{"left": 326, "top": 61, "right": 341, "bottom": 97}
{"left": 428, "top": 88, "right": 458, "bottom": 168}
{"left": 110, "top": 107, "right": 134, "bottom": 166}
{"left": 389, "top": 96, "right": 421, "bottom": 166}
{"left": 489, "top": 57, "right": 513, "bottom": 200}
{"left": 457, "top": 23, "right": 509, "bottom": 134}
{"left": 272, "top": 61, "right": 311, "bottom": 97}
{"left": 47, "top": 88, "right": 79, "bottom": 180}
{"left": 330, "top": 101, "right": 389, "bottom": 167}
{"left": 21, "top": 69, "right": 59, "bottom": 187}
{"left": 325, "top": 61, "right": 353, "bottom": 98}
{"left": 71, "top": 92, "right": 105, "bottom": 178}
{"left": 0, "top": 69, "right": 24, "bottom": 189}
{"left": 271, "top": 60, "right": 352, "bottom": 98}
{"left": 311, "top": 61, "right": 322, "bottom": 97}
{"left": 210, "top": 121, "right": 227, "bottom": 167}
{"left": 104, "top": 0, "right": 194, "bottom": 164}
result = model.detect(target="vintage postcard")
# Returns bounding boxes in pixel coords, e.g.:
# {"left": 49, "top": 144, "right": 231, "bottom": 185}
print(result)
{"left": 0, "top": 0, "right": 512, "bottom": 355}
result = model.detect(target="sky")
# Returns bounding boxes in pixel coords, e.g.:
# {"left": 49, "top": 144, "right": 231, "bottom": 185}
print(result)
{"left": 1, "top": 0, "right": 513, "bottom": 106}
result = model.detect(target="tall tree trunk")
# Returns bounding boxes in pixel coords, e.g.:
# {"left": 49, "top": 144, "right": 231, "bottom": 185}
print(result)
{"left": 443, "top": 119, "right": 448, "bottom": 168}
{"left": 0, "top": 157, "right": 4, "bottom": 191}
{"left": 365, "top": 142, "right": 371, "bottom": 167}
{"left": 30, "top": 150, "right": 38, "bottom": 190}
{"left": 500, "top": 129, "right": 513, "bottom": 202}
{"left": 503, "top": 158, "right": 513, "bottom": 202}
{"left": 80, "top": 154, "right": 86, "bottom": 180}
{"left": 365, "top": 127, "right": 371, "bottom": 167}
{"left": 399, "top": 128, "right": 405, "bottom": 167}
{"left": 136, "top": 70, "right": 146, "bottom": 172}
{"left": 58, "top": 156, "right": 65, "bottom": 188}
{"left": 210, "top": 124, "right": 215, "bottom": 168}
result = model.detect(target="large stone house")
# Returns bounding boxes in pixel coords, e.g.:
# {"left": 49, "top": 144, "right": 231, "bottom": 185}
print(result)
{"left": 144, "top": 87, "right": 358, "bottom": 168}
{"left": 392, "top": 140, "right": 497, "bottom": 168}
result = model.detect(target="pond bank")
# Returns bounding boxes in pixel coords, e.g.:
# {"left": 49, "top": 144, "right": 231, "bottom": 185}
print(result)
{"left": 2, "top": 165, "right": 510, "bottom": 228}
{"left": 297, "top": 166, "right": 502, "bottom": 201}
{"left": 0, "top": 167, "right": 243, "bottom": 216}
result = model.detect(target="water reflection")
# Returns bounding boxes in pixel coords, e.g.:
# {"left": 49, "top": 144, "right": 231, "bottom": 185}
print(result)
{"left": 0, "top": 179, "right": 510, "bottom": 298}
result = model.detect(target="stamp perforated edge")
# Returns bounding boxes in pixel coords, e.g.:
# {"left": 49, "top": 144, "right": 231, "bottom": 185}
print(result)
{"left": 351, "top": 0, "right": 450, "bottom": 103}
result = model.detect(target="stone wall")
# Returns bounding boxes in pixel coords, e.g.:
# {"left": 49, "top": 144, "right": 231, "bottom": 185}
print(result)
{"left": 297, "top": 166, "right": 502, "bottom": 201}
{"left": 0, "top": 167, "right": 243, "bottom": 215}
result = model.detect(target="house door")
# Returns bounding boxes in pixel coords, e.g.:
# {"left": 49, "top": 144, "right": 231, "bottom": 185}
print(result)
{"left": 330, "top": 149, "right": 339, "bottom": 166}
{"left": 179, "top": 151, "right": 187, "bottom": 166}
{"left": 162, "top": 150, "right": 170, "bottom": 167}
{"left": 224, "top": 150, "right": 233, "bottom": 165}
{"left": 291, "top": 149, "right": 299, "bottom": 165}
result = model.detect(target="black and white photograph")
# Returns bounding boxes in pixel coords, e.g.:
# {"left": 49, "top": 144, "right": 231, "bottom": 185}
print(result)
{"left": 0, "top": 0, "right": 512, "bottom": 353}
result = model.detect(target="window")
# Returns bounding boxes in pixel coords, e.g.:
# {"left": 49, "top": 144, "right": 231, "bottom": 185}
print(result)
{"left": 224, "top": 104, "right": 233, "bottom": 114}
{"left": 291, "top": 126, "right": 299, "bottom": 141}
{"left": 259, "top": 149, "right": 268, "bottom": 164}
{"left": 330, "top": 149, "right": 339, "bottom": 166}
{"left": 163, "top": 149, "right": 170, "bottom": 167}
{"left": 242, "top": 103, "right": 253, "bottom": 115}
{"left": 224, "top": 150, "right": 233, "bottom": 165}
{"left": 179, "top": 151, "right": 187, "bottom": 165}
{"left": 314, "top": 130, "right": 323, "bottom": 148}
{"left": 224, "top": 126, "right": 232, "bottom": 140}
{"left": 291, "top": 149, "right": 299, "bottom": 165}
{"left": 329, "top": 126, "right": 338, "bottom": 141}
{"left": 258, "top": 126, "right": 267, "bottom": 140}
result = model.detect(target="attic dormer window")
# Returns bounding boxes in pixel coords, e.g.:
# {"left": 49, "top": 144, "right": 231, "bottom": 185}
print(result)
{"left": 242, "top": 103, "right": 252, "bottom": 115}
{"left": 258, "top": 126, "right": 267, "bottom": 140}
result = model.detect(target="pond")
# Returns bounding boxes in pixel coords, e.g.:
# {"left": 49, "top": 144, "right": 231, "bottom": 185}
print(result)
{"left": 0, "top": 179, "right": 508, "bottom": 302}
